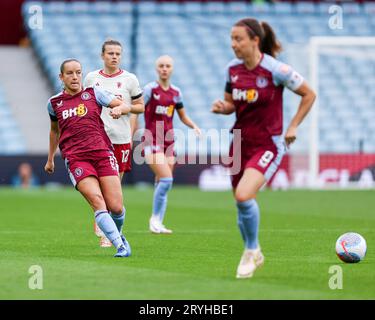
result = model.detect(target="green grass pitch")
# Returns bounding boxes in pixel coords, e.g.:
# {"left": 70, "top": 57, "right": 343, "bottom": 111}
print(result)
{"left": 0, "top": 186, "right": 374, "bottom": 299}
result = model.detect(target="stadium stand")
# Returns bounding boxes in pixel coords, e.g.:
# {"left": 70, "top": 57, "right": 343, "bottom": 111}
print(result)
{"left": 0, "top": 84, "right": 26, "bottom": 154}
{"left": 0, "top": 46, "right": 52, "bottom": 154}
{"left": 22, "top": 1, "right": 375, "bottom": 154}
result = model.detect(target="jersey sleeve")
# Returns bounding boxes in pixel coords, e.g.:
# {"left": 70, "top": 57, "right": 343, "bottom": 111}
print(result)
{"left": 83, "top": 72, "right": 94, "bottom": 89}
{"left": 143, "top": 83, "right": 153, "bottom": 106}
{"left": 129, "top": 75, "right": 143, "bottom": 100}
{"left": 47, "top": 100, "right": 57, "bottom": 121}
{"left": 272, "top": 62, "right": 304, "bottom": 91}
{"left": 93, "top": 87, "right": 116, "bottom": 107}
{"left": 175, "top": 87, "right": 184, "bottom": 110}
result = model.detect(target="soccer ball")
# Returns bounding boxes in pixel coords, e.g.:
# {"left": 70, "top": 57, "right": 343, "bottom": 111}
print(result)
{"left": 335, "top": 232, "right": 367, "bottom": 263}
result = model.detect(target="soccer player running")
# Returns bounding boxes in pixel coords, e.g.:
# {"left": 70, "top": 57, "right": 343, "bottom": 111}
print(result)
{"left": 45, "top": 59, "right": 132, "bottom": 257}
{"left": 211, "top": 18, "right": 316, "bottom": 278}
{"left": 84, "top": 40, "right": 144, "bottom": 247}
{"left": 143, "top": 55, "right": 201, "bottom": 234}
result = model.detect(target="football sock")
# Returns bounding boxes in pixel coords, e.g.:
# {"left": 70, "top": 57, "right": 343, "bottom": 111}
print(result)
{"left": 95, "top": 210, "right": 123, "bottom": 249}
{"left": 110, "top": 207, "right": 125, "bottom": 234}
{"left": 236, "top": 199, "right": 260, "bottom": 250}
{"left": 152, "top": 177, "right": 173, "bottom": 223}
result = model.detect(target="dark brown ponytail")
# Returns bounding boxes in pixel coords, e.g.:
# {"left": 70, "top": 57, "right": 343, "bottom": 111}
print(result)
{"left": 235, "top": 18, "right": 282, "bottom": 58}
{"left": 260, "top": 21, "right": 282, "bottom": 57}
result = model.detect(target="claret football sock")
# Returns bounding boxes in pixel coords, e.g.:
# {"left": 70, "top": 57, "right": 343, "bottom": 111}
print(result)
{"left": 94, "top": 210, "right": 123, "bottom": 249}
{"left": 236, "top": 199, "right": 260, "bottom": 250}
{"left": 110, "top": 207, "right": 125, "bottom": 234}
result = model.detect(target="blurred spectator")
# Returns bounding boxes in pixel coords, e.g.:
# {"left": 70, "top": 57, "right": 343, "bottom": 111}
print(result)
{"left": 11, "top": 162, "right": 40, "bottom": 188}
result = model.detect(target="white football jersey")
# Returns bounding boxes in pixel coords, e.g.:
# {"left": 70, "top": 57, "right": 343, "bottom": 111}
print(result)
{"left": 83, "top": 69, "right": 142, "bottom": 144}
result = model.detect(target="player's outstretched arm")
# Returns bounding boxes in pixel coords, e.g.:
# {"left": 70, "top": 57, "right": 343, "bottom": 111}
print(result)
{"left": 176, "top": 108, "right": 201, "bottom": 136}
{"left": 45, "top": 120, "right": 60, "bottom": 174}
{"left": 107, "top": 98, "right": 131, "bottom": 119}
{"left": 109, "top": 96, "right": 145, "bottom": 119}
{"left": 285, "top": 81, "right": 316, "bottom": 146}
{"left": 211, "top": 93, "right": 235, "bottom": 115}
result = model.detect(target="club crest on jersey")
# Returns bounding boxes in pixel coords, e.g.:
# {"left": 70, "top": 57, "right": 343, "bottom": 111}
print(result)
{"left": 231, "top": 75, "right": 238, "bottom": 83}
{"left": 256, "top": 76, "right": 268, "bottom": 88}
{"left": 155, "top": 104, "right": 174, "bottom": 117}
{"left": 81, "top": 92, "right": 91, "bottom": 101}
{"left": 74, "top": 167, "right": 83, "bottom": 177}
{"left": 232, "top": 88, "right": 259, "bottom": 103}
{"left": 117, "top": 82, "right": 122, "bottom": 88}
{"left": 62, "top": 104, "right": 88, "bottom": 119}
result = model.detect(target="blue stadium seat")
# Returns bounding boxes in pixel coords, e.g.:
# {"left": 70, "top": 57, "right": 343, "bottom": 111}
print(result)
{"left": 203, "top": 2, "right": 226, "bottom": 14}
{"left": 43, "top": 1, "right": 68, "bottom": 14}
{"left": 342, "top": 3, "right": 362, "bottom": 15}
{"left": 138, "top": 1, "right": 157, "bottom": 14}
{"left": 226, "top": 2, "right": 249, "bottom": 15}
{"left": 364, "top": 2, "right": 375, "bottom": 15}
{"left": 182, "top": 2, "right": 203, "bottom": 14}
{"left": 295, "top": 2, "right": 317, "bottom": 14}
{"left": 249, "top": 3, "right": 273, "bottom": 14}
{"left": 92, "top": 1, "right": 115, "bottom": 14}
{"left": 70, "top": 1, "right": 91, "bottom": 14}
{"left": 272, "top": 2, "right": 293, "bottom": 14}
{"left": 316, "top": 2, "right": 336, "bottom": 15}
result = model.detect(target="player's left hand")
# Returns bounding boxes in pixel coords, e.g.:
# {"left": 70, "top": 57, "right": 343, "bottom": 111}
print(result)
{"left": 285, "top": 126, "right": 297, "bottom": 146}
{"left": 193, "top": 126, "right": 202, "bottom": 137}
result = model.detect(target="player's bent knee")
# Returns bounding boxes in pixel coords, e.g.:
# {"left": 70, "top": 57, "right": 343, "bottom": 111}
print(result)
{"left": 234, "top": 190, "right": 256, "bottom": 203}
{"left": 107, "top": 202, "right": 123, "bottom": 215}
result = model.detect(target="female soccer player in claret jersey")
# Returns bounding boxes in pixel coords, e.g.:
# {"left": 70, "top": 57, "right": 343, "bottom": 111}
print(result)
{"left": 44, "top": 59, "right": 132, "bottom": 258}
{"left": 84, "top": 39, "right": 144, "bottom": 248}
{"left": 212, "top": 18, "right": 316, "bottom": 279}
{"left": 142, "top": 55, "right": 201, "bottom": 234}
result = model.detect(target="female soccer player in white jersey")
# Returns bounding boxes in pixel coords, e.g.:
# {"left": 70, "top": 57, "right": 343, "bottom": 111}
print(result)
{"left": 142, "top": 55, "right": 201, "bottom": 234}
{"left": 212, "top": 18, "right": 316, "bottom": 278}
{"left": 84, "top": 40, "right": 144, "bottom": 247}
{"left": 45, "top": 59, "right": 132, "bottom": 257}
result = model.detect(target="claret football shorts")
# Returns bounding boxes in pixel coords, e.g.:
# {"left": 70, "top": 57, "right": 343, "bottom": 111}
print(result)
{"left": 64, "top": 149, "right": 119, "bottom": 188}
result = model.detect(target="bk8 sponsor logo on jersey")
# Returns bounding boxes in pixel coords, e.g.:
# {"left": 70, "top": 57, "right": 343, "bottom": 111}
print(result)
{"left": 232, "top": 88, "right": 258, "bottom": 103}
{"left": 155, "top": 104, "right": 174, "bottom": 117}
{"left": 62, "top": 104, "right": 88, "bottom": 120}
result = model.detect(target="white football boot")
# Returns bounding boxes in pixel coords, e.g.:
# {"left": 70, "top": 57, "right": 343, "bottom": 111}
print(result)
{"left": 94, "top": 222, "right": 104, "bottom": 237}
{"left": 149, "top": 216, "right": 173, "bottom": 234}
{"left": 100, "top": 235, "right": 112, "bottom": 248}
{"left": 149, "top": 216, "right": 161, "bottom": 234}
{"left": 158, "top": 223, "right": 173, "bottom": 234}
{"left": 236, "top": 247, "right": 264, "bottom": 279}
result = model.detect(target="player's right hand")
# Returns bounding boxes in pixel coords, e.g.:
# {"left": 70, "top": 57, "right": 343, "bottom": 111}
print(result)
{"left": 44, "top": 160, "right": 54, "bottom": 174}
{"left": 110, "top": 107, "right": 122, "bottom": 119}
{"left": 211, "top": 100, "right": 226, "bottom": 114}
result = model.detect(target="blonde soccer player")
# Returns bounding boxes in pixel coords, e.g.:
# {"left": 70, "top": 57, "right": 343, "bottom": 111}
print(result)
{"left": 142, "top": 55, "right": 201, "bottom": 234}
